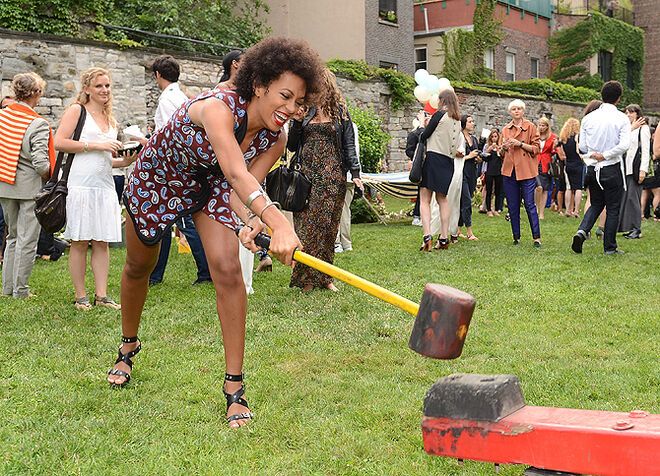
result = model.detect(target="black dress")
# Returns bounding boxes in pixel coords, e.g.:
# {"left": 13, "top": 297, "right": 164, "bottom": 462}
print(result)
{"left": 563, "top": 135, "right": 585, "bottom": 190}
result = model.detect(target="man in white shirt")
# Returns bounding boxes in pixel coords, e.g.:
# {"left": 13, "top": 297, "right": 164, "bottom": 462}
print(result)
{"left": 147, "top": 56, "right": 212, "bottom": 286}
{"left": 572, "top": 81, "right": 630, "bottom": 255}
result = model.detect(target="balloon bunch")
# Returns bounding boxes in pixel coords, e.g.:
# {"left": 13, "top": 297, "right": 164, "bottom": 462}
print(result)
{"left": 413, "top": 69, "right": 453, "bottom": 113}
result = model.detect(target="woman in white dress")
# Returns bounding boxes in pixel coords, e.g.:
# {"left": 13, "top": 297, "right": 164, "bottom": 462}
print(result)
{"left": 54, "top": 68, "right": 136, "bottom": 310}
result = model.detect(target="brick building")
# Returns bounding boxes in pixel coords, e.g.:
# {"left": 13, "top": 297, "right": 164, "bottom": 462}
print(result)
{"left": 632, "top": 0, "right": 660, "bottom": 110}
{"left": 413, "top": 0, "right": 553, "bottom": 81}
{"left": 262, "top": 0, "right": 414, "bottom": 74}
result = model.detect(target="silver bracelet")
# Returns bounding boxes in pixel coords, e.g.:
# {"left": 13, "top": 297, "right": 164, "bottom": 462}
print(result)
{"left": 245, "top": 189, "right": 265, "bottom": 209}
{"left": 258, "top": 201, "right": 281, "bottom": 220}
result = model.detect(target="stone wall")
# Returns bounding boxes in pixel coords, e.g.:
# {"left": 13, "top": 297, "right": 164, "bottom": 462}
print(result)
{"left": 1, "top": 29, "right": 586, "bottom": 173}
{"left": 0, "top": 29, "right": 221, "bottom": 132}
{"left": 336, "top": 75, "right": 585, "bottom": 172}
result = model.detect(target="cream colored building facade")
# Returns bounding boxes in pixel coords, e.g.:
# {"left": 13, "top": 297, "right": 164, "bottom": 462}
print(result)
{"left": 262, "top": 0, "right": 415, "bottom": 73}
{"left": 264, "top": 0, "right": 366, "bottom": 61}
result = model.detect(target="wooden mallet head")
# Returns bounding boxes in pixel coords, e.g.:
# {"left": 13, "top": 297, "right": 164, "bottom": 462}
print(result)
{"left": 408, "top": 284, "right": 476, "bottom": 359}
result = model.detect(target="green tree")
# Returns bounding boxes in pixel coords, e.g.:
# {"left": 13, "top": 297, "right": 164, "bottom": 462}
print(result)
{"left": 0, "top": 0, "right": 269, "bottom": 52}
{"left": 348, "top": 105, "right": 390, "bottom": 174}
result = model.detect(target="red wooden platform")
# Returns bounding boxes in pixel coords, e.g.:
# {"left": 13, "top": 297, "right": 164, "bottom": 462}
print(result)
{"left": 422, "top": 406, "right": 660, "bottom": 476}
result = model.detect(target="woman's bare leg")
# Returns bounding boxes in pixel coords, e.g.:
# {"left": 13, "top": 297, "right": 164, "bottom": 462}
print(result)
{"left": 435, "top": 193, "right": 450, "bottom": 239}
{"left": 90, "top": 240, "right": 110, "bottom": 298}
{"left": 573, "top": 190, "right": 582, "bottom": 216}
{"left": 419, "top": 187, "right": 433, "bottom": 237}
{"left": 107, "top": 220, "right": 160, "bottom": 385}
{"left": 69, "top": 240, "right": 89, "bottom": 299}
{"left": 192, "top": 212, "right": 251, "bottom": 428}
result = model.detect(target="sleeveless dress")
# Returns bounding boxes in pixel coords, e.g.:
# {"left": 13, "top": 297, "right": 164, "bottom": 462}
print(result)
{"left": 563, "top": 135, "right": 585, "bottom": 190}
{"left": 124, "top": 88, "right": 280, "bottom": 245}
{"left": 63, "top": 115, "right": 121, "bottom": 242}
{"left": 290, "top": 122, "right": 346, "bottom": 289}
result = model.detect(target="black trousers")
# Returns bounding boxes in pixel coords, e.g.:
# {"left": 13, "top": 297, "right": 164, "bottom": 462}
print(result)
{"left": 485, "top": 174, "right": 503, "bottom": 212}
{"left": 578, "top": 163, "right": 624, "bottom": 252}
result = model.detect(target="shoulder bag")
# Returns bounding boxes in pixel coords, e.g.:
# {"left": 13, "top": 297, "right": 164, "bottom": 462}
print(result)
{"left": 266, "top": 133, "right": 312, "bottom": 212}
{"left": 408, "top": 140, "right": 426, "bottom": 184}
{"left": 34, "top": 105, "right": 87, "bottom": 233}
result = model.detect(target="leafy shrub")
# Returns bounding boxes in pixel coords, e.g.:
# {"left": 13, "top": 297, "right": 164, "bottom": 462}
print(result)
{"left": 350, "top": 198, "right": 379, "bottom": 224}
{"left": 348, "top": 105, "right": 390, "bottom": 173}
{"left": 328, "top": 59, "right": 416, "bottom": 110}
{"left": 475, "top": 78, "right": 599, "bottom": 103}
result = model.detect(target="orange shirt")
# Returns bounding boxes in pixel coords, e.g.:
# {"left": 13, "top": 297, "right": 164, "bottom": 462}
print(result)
{"left": 501, "top": 118, "right": 540, "bottom": 181}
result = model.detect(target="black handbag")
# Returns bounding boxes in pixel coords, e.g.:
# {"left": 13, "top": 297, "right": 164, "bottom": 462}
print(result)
{"left": 409, "top": 140, "right": 426, "bottom": 184}
{"left": 266, "top": 146, "right": 312, "bottom": 212}
{"left": 34, "top": 105, "right": 86, "bottom": 233}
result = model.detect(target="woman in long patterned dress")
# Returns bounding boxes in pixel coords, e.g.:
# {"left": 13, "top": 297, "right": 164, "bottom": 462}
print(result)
{"left": 105, "top": 38, "right": 325, "bottom": 428}
{"left": 288, "top": 69, "right": 362, "bottom": 292}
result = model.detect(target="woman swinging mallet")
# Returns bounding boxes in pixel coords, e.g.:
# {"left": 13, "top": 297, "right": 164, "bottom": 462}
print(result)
{"left": 106, "top": 37, "right": 325, "bottom": 428}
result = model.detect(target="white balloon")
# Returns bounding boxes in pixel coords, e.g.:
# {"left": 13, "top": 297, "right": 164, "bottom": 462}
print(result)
{"left": 429, "top": 93, "right": 440, "bottom": 110}
{"left": 425, "top": 75, "right": 441, "bottom": 93}
{"left": 437, "top": 77, "right": 452, "bottom": 92}
{"left": 414, "top": 85, "right": 432, "bottom": 103}
{"left": 414, "top": 69, "right": 429, "bottom": 85}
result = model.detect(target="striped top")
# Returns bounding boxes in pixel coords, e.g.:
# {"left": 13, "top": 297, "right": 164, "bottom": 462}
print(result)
{"left": 0, "top": 103, "right": 55, "bottom": 184}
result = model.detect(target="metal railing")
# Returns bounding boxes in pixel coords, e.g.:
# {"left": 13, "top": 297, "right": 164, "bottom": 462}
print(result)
{"left": 498, "top": 0, "right": 554, "bottom": 19}
{"left": 560, "top": 0, "right": 635, "bottom": 24}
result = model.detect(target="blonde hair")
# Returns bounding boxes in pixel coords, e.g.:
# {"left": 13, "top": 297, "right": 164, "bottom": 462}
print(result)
{"left": 439, "top": 89, "right": 460, "bottom": 121}
{"left": 559, "top": 118, "right": 580, "bottom": 143}
{"left": 538, "top": 116, "right": 551, "bottom": 130}
{"left": 507, "top": 99, "right": 526, "bottom": 112}
{"left": 317, "top": 68, "right": 347, "bottom": 123}
{"left": 11, "top": 72, "right": 46, "bottom": 102}
{"left": 76, "top": 67, "right": 116, "bottom": 127}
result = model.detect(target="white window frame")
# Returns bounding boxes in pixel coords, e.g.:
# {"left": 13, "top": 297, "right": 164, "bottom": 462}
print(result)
{"left": 505, "top": 52, "right": 516, "bottom": 81}
{"left": 484, "top": 48, "right": 494, "bottom": 71}
{"left": 530, "top": 57, "right": 540, "bottom": 79}
{"left": 415, "top": 47, "right": 428, "bottom": 71}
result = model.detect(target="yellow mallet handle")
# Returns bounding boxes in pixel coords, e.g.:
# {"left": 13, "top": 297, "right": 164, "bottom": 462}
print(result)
{"left": 292, "top": 249, "right": 420, "bottom": 316}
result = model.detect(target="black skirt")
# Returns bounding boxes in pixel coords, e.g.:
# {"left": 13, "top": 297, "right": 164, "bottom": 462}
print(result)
{"left": 566, "top": 164, "right": 585, "bottom": 190}
{"left": 420, "top": 151, "right": 454, "bottom": 195}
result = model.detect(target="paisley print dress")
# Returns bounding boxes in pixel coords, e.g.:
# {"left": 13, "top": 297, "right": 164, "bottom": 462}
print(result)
{"left": 124, "top": 88, "right": 280, "bottom": 245}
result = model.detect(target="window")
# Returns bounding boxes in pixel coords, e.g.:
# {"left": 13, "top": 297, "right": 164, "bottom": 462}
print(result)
{"left": 598, "top": 51, "right": 612, "bottom": 82}
{"left": 530, "top": 58, "right": 540, "bottom": 79}
{"left": 379, "top": 0, "right": 398, "bottom": 23}
{"left": 415, "top": 47, "right": 428, "bottom": 71}
{"left": 505, "top": 52, "right": 516, "bottom": 81}
{"left": 626, "top": 59, "right": 637, "bottom": 89}
{"left": 379, "top": 61, "right": 398, "bottom": 71}
{"left": 484, "top": 49, "right": 494, "bottom": 71}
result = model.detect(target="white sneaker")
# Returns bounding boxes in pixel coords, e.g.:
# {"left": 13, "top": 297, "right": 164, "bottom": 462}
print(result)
{"left": 411, "top": 217, "right": 422, "bottom": 226}
{"left": 334, "top": 243, "right": 343, "bottom": 253}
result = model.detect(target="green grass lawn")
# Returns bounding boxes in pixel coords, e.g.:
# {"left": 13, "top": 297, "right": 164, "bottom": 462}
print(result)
{"left": 1, "top": 208, "right": 658, "bottom": 475}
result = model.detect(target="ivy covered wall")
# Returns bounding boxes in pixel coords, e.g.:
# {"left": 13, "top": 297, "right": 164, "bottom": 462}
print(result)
{"left": 549, "top": 11, "right": 644, "bottom": 105}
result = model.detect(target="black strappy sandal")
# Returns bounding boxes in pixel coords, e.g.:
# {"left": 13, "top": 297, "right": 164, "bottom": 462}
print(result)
{"left": 420, "top": 234, "right": 433, "bottom": 252}
{"left": 107, "top": 336, "right": 141, "bottom": 388}
{"left": 223, "top": 373, "right": 254, "bottom": 426}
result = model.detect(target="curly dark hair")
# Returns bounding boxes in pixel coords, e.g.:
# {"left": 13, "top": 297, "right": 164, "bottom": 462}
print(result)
{"left": 234, "top": 37, "right": 324, "bottom": 103}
